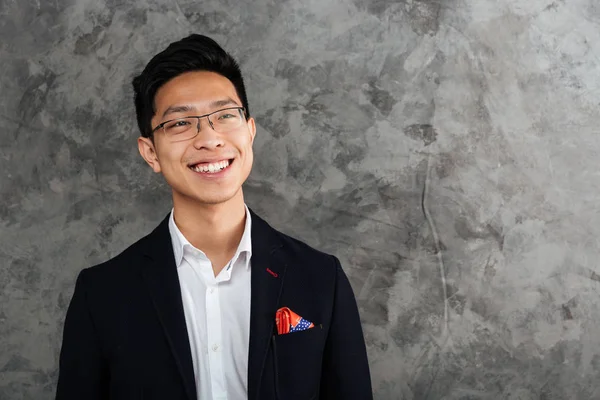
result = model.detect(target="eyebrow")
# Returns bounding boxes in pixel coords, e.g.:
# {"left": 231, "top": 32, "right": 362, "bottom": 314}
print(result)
{"left": 161, "top": 98, "right": 240, "bottom": 119}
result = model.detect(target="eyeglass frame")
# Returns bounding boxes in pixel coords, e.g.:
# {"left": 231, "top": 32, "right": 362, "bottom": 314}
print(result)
{"left": 150, "top": 106, "right": 247, "bottom": 138}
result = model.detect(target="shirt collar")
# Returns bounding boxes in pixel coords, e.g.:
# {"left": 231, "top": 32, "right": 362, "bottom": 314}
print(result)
{"left": 168, "top": 205, "right": 253, "bottom": 269}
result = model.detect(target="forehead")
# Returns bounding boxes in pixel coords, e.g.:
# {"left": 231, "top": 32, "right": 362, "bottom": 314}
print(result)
{"left": 153, "top": 71, "right": 241, "bottom": 111}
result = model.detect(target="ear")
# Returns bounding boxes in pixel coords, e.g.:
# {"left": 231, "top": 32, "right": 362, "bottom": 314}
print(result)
{"left": 138, "top": 136, "right": 162, "bottom": 173}
{"left": 247, "top": 117, "right": 257, "bottom": 144}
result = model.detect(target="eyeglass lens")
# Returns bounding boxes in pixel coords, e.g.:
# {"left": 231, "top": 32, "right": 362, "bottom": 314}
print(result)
{"left": 162, "top": 108, "right": 244, "bottom": 139}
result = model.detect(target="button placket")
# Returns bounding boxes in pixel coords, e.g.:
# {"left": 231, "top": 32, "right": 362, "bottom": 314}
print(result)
{"left": 205, "top": 280, "right": 225, "bottom": 398}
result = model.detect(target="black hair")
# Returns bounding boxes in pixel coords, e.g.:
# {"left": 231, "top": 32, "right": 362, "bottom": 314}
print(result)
{"left": 132, "top": 34, "right": 250, "bottom": 138}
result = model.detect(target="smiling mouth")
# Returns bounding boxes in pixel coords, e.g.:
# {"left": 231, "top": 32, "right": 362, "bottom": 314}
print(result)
{"left": 189, "top": 159, "right": 233, "bottom": 174}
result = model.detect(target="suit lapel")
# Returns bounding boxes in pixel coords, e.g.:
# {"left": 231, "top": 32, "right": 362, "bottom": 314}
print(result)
{"left": 140, "top": 214, "right": 197, "bottom": 400}
{"left": 247, "top": 210, "right": 287, "bottom": 400}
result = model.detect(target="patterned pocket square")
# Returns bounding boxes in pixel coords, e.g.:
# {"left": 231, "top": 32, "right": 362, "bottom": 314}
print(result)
{"left": 275, "top": 307, "right": 314, "bottom": 335}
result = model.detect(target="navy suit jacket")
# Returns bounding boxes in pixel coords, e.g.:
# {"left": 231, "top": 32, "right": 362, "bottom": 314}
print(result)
{"left": 56, "top": 210, "right": 373, "bottom": 400}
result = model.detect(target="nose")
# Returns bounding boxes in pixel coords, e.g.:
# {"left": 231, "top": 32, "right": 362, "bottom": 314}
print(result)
{"left": 192, "top": 116, "right": 224, "bottom": 150}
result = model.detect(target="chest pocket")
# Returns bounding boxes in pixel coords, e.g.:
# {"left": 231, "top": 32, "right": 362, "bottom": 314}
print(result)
{"left": 272, "top": 325, "right": 325, "bottom": 400}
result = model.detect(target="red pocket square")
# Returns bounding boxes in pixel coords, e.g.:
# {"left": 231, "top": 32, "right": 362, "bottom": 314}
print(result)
{"left": 275, "top": 307, "right": 314, "bottom": 335}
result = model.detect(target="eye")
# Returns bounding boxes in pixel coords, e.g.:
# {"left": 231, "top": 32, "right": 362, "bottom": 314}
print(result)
{"left": 172, "top": 120, "right": 191, "bottom": 127}
{"left": 218, "top": 113, "right": 236, "bottom": 120}
{"left": 163, "top": 118, "right": 195, "bottom": 134}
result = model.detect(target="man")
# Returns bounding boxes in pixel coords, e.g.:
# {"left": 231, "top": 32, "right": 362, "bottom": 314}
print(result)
{"left": 56, "top": 34, "right": 372, "bottom": 400}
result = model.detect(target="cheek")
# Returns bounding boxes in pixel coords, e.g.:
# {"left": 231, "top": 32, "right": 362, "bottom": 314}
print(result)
{"left": 243, "top": 149, "right": 254, "bottom": 174}
{"left": 155, "top": 148, "right": 187, "bottom": 174}
{"left": 242, "top": 133, "right": 255, "bottom": 153}
{"left": 242, "top": 141, "right": 254, "bottom": 163}
{"left": 156, "top": 142, "right": 184, "bottom": 162}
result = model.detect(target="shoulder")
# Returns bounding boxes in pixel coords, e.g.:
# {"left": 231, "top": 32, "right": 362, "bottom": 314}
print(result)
{"left": 78, "top": 215, "right": 168, "bottom": 283}
{"left": 77, "top": 234, "right": 148, "bottom": 283}
{"left": 251, "top": 211, "right": 341, "bottom": 275}
{"left": 277, "top": 230, "right": 336, "bottom": 264}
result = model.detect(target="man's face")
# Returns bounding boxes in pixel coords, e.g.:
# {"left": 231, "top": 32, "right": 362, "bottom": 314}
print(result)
{"left": 138, "top": 70, "right": 256, "bottom": 207}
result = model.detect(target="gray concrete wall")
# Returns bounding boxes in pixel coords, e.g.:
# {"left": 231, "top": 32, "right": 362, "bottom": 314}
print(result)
{"left": 2, "top": 0, "right": 600, "bottom": 398}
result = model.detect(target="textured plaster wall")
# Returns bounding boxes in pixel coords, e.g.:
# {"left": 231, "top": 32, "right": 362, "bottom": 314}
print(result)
{"left": 2, "top": 0, "right": 600, "bottom": 399}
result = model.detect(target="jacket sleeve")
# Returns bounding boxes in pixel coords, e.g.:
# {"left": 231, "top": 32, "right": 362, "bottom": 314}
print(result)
{"left": 319, "top": 256, "right": 373, "bottom": 399}
{"left": 55, "top": 269, "right": 109, "bottom": 400}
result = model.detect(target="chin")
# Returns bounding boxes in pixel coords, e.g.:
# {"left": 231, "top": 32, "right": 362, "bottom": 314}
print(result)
{"left": 170, "top": 178, "right": 245, "bottom": 207}
{"left": 190, "top": 188, "right": 242, "bottom": 206}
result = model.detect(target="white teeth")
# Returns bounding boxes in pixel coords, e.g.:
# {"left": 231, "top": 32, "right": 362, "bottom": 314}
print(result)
{"left": 192, "top": 160, "right": 230, "bottom": 173}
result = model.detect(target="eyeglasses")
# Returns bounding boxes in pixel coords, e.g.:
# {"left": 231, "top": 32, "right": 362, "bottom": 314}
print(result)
{"left": 151, "top": 106, "right": 247, "bottom": 141}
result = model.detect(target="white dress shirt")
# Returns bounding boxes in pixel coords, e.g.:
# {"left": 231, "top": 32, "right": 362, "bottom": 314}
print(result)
{"left": 168, "top": 206, "right": 252, "bottom": 400}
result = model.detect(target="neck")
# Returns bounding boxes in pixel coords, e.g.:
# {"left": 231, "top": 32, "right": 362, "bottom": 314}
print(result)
{"left": 172, "top": 191, "right": 247, "bottom": 271}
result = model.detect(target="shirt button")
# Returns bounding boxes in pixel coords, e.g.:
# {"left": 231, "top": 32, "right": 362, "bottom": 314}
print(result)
{"left": 212, "top": 344, "right": 219, "bottom": 352}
